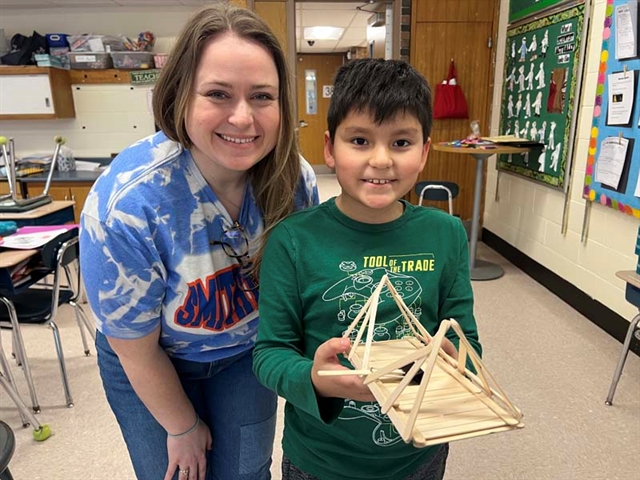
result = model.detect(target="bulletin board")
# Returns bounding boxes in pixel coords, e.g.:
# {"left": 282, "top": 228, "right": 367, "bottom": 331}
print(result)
{"left": 498, "top": 4, "right": 586, "bottom": 190}
{"left": 583, "top": 0, "right": 640, "bottom": 218}
{"left": 510, "top": 0, "right": 570, "bottom": 22}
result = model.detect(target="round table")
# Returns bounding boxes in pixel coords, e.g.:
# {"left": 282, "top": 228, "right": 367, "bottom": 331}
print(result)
{"left": 432, "top": 144, "right": 529, "bottom": 281}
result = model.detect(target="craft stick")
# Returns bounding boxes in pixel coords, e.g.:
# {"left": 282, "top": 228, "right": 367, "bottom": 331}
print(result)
{"left": 380, "top": 355, "right": 427, "bottom": 414}
{"left": 457, "top": 340, "right": 468, "bottom": 374}
{"left": 448, "top": 320, "right": 521, "bottom": 418}
{"left": 413, "top": 424, "right": 520, "bottom": 448}
{"left": 362, "top": 345, "right": 431, "bottom": 384}
{"left": 316, "top": 369, "right": 371, "bottom": 377}
{"left": 350, "top": 304, "right": 375, "bottom": 362}
{"left": 362, "top": 277, "right": 386, "bottom": 368}
{"left": 342, "top": 290, "right": 377, "bottom": 340}
{"left": 403, "top": 322, "right": 449, "bottom": 440}
{"left": 436, "top": 359, "right": 520, "bottom": 425}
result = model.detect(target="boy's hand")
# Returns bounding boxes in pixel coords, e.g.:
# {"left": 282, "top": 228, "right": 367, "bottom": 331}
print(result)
{"left": 311, "top": 337, "right": 375, "bottom": 402}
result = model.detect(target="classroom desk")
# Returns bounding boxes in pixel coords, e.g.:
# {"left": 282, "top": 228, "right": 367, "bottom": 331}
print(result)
{"left": 0, "top": 201, "right": 75, "bottom": 227}
{"left": 0, "top": 248, "right": 41, "bottom": 412}
{"left": 605, "top": 270, "right": 640, "bottom": 405}
{"left": 432, "top": 144, "right": 529, "bottom": 281}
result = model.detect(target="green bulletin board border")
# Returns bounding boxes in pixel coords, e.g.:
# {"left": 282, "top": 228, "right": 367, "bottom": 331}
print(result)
{"left": 510, "top": 0, "right": 571, "bottom": 23}
{"left": 498, "top": 5, "right": 586, "bottom": 190}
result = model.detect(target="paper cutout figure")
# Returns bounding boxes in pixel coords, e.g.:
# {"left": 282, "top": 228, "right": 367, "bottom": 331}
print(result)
{"left": 511, "top": 41, "right": 516, "bottom": 59}
{"left": 520, "top": 120, "right": 530, "bottom": 138}
{"left": 515, "top": 93, "right": 523, "bottom": 117}
{"left": 506, "top": 67, "right": 516, "bottom": 92}
{"left": 524, "top": 64, "right": 534, "bottom": 90}
{"left": 519, "top": 37, "right": 528, "bottom": 62}
{"left": 535, "top": 62, "right": 546, "bottom": 89}
{"left": 528, "top": 34, "right": 538, "bottom": 60}
{"left": 538, "top": 120, "right": 547, "bottom": 144}
{"left": 540, "top": 30, "right": 549, "bottom": 58}
{"left": 548, "top": 121, "right": 557, "bottom": 150}
{"left": 530, "top": 121, "right": 537, "bottom": 141}
{"left": 505, "top": 121, "right": 512, "bottom": 136}
{"left": 524, "top": 93, "right": 532, "bottom": 117}
{"left": 550, "top": 142, "right": 562, "bottom": 171}
{"left": 538, "top": 150, "right": 546, "bottom": 172}
{"left": 514, "top": 120, "right": 521, "bottom": 138}
{"left": 507, "top": 94, "right": 515, "bottom": 118}
{"left": 532, "top": 91, "right": 543, "bottom": 116}
{"left": 517, "top": 65, "right": 526, "bottom": 92}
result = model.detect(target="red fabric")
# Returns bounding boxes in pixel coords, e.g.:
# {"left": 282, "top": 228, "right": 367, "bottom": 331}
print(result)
{"left": 433, "top": 60, "right": 469, "bottom": 119}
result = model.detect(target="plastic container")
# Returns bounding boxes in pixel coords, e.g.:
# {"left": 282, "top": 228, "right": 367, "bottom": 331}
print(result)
{"left": 68, "top": 51, "right": 113, "bottom": 69}
{"left": 153, "top": 53, "right": 168, "bottom": 69}
{"left": 34, "top": 53, "right": 69, "bottom": 69}
{"left": 111, "top": 51, "right": 154, "bottom": 69}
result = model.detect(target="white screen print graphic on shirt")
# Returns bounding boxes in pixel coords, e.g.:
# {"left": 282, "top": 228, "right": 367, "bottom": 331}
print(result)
{"left": 322, "top": 253, "right": 436, "bottom": 448}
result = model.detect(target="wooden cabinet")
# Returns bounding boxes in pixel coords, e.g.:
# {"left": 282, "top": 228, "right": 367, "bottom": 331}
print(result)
{"left": 26, "top": 182, "right": 92, "bottom": 224}
{"left": 0, "top": 181, "right": 23, "bottom": 199}
{"left": 0, "top": 66, "right": 75, "bottom": 120}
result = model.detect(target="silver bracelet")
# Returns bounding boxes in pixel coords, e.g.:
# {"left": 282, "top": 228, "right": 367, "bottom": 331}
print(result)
{"left": 167, "top": 414, "right": 200, "bottom": 438}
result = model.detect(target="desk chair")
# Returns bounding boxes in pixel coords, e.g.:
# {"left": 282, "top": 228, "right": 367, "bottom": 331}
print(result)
{"left": 0, "top": 229, "right": 95, "bottom": 408}
{"left": 415, "top": 181, "right": 459, "bottom": 215}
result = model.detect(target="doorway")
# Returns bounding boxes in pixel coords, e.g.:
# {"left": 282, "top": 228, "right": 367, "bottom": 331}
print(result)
{"left": 292, "top": 1, "right": 402, "bottom": 169}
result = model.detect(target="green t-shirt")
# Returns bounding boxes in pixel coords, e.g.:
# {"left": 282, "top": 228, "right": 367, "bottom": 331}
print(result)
{"left": 254, "top": 198, "right": 481, "bottom": 480}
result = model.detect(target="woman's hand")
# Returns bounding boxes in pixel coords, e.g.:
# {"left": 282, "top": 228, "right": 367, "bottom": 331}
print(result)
{"left": 164, "top": 420, "right": 212, "bottom": 480}
{"left": 311, "top": 337, "right": 375, "bottom": 402}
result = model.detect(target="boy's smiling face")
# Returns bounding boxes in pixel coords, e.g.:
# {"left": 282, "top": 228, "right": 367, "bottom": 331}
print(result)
{"left": 324, "top": 109, "right": 429, "bottom": 224}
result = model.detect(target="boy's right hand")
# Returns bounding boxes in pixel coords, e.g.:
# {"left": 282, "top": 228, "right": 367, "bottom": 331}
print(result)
{"left": 311, "top": 337, "right": 375, "bottom": 402}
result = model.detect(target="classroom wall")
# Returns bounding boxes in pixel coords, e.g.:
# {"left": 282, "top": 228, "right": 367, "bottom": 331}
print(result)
{"left": 488, "top": 0, "right": 639, "bottom": 320}
{"left": 0, "top": 7, "right": 194, "bottom": 157}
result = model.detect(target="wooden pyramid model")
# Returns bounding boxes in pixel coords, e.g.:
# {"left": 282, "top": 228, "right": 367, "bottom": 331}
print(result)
{"left": 319, "top": 274, "right": 524, "bottom": 448}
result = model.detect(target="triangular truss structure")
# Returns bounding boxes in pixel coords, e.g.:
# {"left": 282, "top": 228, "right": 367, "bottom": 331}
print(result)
{"left": 319, "top": 274, "right": 524, "bottom": 447}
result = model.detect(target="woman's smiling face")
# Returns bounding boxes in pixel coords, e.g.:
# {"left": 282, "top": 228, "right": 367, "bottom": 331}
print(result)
{"left": 185, "top": 32, "right": 280, "bottom": 181}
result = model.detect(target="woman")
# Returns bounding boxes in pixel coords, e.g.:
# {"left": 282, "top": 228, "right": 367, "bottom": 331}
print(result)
{"left": 79, "top": 5, "right": 318, "bottom": 480}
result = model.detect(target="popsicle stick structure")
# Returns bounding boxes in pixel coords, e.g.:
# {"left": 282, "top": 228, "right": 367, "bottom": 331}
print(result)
{"left": 318, "top": 274, "right": 524, "bottom": 448}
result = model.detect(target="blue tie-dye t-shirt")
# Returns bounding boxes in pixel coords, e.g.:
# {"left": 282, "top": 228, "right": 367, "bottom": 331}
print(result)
{"left": 80, "top": 131, "right": 319, "bottom": 362}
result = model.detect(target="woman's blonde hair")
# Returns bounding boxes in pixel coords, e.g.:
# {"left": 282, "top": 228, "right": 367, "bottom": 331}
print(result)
{"left": 153, "top": 4, "right": 300, "bottom": 273}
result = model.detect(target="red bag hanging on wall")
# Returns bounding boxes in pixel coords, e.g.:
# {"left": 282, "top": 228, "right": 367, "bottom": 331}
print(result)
{"left": 433, "top": 60, "right": 469, "bottom": 119}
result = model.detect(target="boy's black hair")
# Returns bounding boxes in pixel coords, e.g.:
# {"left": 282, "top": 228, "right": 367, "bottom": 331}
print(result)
{"left": 327, "top": 58, "right": 433, "bottom": 142}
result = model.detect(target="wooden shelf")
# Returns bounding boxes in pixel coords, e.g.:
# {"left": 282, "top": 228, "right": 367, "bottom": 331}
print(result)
{"left": 68, "top": 69, "right": 131, "bottom": 84}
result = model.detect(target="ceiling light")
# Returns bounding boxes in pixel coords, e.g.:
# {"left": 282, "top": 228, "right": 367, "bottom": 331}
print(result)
{"left": 303, "top": 26, "right": 344, "bottom": 41}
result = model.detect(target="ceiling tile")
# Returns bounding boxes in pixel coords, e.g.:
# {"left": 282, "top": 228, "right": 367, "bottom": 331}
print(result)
{"left": 300, "top": 10, "right": 356, "bottom": 28}
{"left": 299, "top": 2, "right": 362, "bottom": 11}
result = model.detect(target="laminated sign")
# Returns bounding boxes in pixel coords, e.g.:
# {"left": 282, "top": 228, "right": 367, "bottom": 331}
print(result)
{"left": 129, "top": 69, "right": 160, "bottom": 85}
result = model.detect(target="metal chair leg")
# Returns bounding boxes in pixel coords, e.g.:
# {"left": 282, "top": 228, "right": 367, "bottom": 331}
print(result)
{"left": 605, "top": 311, "right": 640, "bottom": 406}
{"left": 0, "top": 298, "right": 40, "bottom": 413}
{"left": 0, "top": 336, "right": 29, "bottom": 427}
{"left": 70, "top": 302, "right": 91, "bottom": 356}
{"left": 49, "top": 321, "right": 74, "bottom": 408}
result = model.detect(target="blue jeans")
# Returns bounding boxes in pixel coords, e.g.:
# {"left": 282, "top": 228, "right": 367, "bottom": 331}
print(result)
{"left": 96, "top": 332, "right": 277, "bottom": 480}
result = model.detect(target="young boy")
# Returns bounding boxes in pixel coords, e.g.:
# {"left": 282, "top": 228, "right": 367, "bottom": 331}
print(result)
{"left": 253, "top": 58, "right": 481, "bottom": 480}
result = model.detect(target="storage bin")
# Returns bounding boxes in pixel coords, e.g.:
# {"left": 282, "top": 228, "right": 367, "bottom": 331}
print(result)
{"left": 68, "top": 52, "right": 112, "bottom": 69}
{"left": 111, "top": 51, "right": 154, "bottom": 69}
